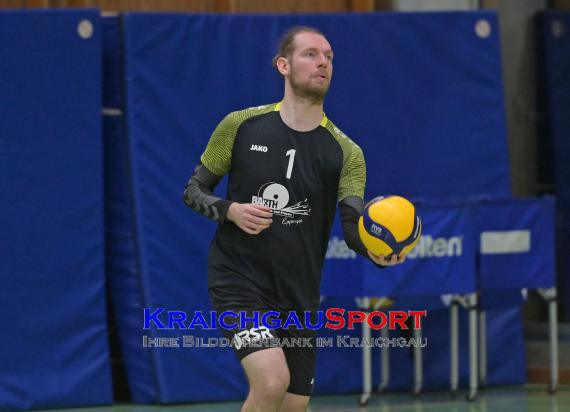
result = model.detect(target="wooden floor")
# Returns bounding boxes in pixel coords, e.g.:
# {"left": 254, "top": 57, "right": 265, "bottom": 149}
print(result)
{"left": 41, "top": 385, "right": 570, "bottom": 412}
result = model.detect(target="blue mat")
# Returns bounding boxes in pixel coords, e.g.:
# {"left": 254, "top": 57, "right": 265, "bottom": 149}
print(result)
{"left": 0, "top": 10, "right": 112, "bottom": 410}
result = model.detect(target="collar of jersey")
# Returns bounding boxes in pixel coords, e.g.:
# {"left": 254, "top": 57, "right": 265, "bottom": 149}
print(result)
{"left": 274, "top": 101, "right": 328, "bottom": 127}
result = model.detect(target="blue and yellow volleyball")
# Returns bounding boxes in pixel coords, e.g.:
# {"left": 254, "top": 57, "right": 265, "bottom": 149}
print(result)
{"left": 358, "top": 195, "right": 422, "bottom": 258}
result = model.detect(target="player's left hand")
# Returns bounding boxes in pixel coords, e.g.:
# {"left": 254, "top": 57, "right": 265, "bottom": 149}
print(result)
{"left": 367, "top": 251, "right": 406, "bottom": 267}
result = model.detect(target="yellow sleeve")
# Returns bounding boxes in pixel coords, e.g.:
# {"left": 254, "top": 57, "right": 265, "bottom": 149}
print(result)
{"left": 200, "top": 112, "right": 240, "bottom": 176}
{"left": 338, "top": 144, "right": 366, "bottom": 202}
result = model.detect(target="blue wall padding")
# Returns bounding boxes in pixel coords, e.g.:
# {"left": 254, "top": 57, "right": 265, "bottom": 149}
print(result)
{"left": 102, "top": 14, "right": 159, "bottom": 403}
{"left": 103, "top": 115, "right": 159, "bottom": 402}
{"left": 476, "top": 197, "right": 556, "bottom": 290}
{"left": 0, "top": 10, "right": 112, "bottom": 410}
{"left": 102, "top": 15, "right": 124, "bottom": 109}
{"left": 123, "top": 11, "right": 511, "bottom": 200}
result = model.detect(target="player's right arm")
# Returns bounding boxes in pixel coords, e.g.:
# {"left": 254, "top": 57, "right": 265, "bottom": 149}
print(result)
{"left": 182, "top": 112, "right": 273, "bottom": 233}
{"left": 182, "top": 162, "right": 233, "bottom": 223}
{"left": 337, "top": 144, "right": 402, "bottom": 267}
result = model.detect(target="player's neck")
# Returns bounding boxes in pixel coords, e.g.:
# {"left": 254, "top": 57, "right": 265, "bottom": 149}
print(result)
{"left": 279, "top": 93, "right": 324, "bottom": 132}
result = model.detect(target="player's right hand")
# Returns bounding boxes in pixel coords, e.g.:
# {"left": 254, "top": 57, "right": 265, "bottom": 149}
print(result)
{"left": 227, "top": 203, "right": 273, "bottom": 235}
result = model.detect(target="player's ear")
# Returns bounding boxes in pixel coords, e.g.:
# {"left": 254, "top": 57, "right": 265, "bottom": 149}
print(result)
{"left": 276, "top": 56, "right": 289, "bottom": 76}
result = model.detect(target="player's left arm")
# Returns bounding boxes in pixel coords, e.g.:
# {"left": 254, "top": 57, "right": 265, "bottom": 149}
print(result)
{"left": 339, "top": 197, "right": 404, "bottom": 266}
{"left": 339, "top": 196, "right": 367, "bottom": 257}
{"left": 338, "top": 145, "right": 404, "bottom": 267}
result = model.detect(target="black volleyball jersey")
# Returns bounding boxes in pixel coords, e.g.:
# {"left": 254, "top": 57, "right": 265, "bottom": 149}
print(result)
{"left": 201, "top": 102, "right": 366, "bottom": 312}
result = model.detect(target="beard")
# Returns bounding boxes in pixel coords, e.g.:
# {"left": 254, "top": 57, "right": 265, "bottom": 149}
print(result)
{"left": 289, "top": 67, "right": 330, "bottom": 104}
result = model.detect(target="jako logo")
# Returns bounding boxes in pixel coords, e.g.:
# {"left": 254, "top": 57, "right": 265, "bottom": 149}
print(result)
{"left": 250, "top": 144, "right": 268, "bottom": 152}
{"left": 326, "top": 237, "right": 357, "bottom": 259}
{"left": 407, "top": 235, "right": 463, "bottom": 258}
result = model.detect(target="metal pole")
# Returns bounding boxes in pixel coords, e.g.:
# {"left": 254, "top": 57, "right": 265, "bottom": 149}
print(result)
{"left": 379, "top": 324, "right": 390, "bottom": 392}
{"left": 538, "top": 287, "right": 559, "bottom": 394}
{"left": 479, "top": 310, "right": 487, "bottom": 388}
{"left": 450, "top": 301, "right": 459, "bottom": 394}
{"left": 548, "top": 289, "right": 559, "bottom": 393}
{"left": 467, "top": 293, "right": 478, "bottom": 401}
{"left": 360, "top": 311, "right": 372, "bottom": 406}
{"left": 413, "top": 327, "right": 423, "bottom": 395}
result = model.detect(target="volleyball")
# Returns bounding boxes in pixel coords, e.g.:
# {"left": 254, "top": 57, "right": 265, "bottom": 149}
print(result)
{"left": 358, "top": 195, "right": 422, "bottom": 258}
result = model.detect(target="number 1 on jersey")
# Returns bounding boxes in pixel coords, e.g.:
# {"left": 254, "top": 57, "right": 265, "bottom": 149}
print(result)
{"left": 285, "top": 149, "right": 296, "bottom": 179}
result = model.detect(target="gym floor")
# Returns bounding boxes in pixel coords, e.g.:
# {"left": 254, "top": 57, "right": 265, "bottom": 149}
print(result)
{"left": 42, "top": 385, "right": 569, "bottom": 412}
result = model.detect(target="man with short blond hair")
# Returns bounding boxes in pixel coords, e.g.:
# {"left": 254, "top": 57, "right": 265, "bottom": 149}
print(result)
{"left": 184, "top": 26, "right": 404, "bottom": 412}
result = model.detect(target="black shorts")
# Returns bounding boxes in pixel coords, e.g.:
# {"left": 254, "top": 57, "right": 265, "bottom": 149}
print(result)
{"left": 209, "top": 286, "right": 316, "bottom": 396}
